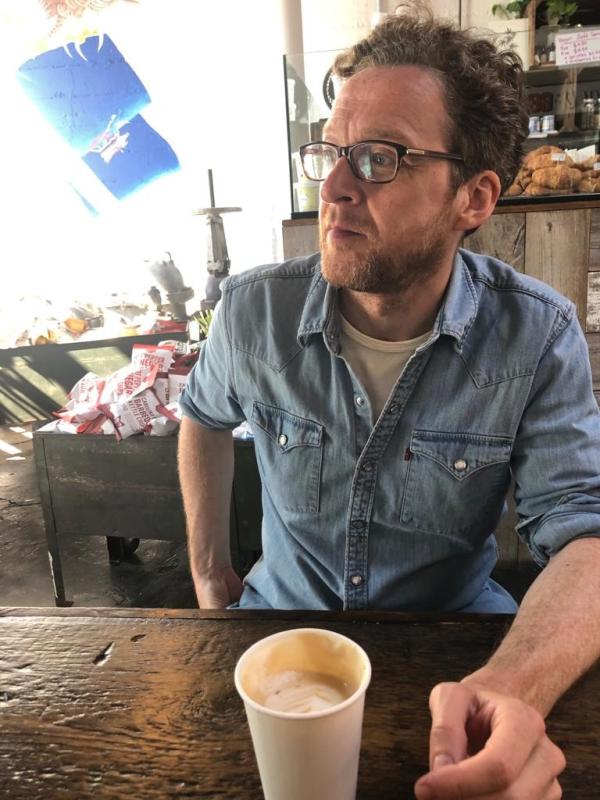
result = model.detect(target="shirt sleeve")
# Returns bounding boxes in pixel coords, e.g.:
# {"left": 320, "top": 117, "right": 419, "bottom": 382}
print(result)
{"left": 512, "top": 310, "right": 600, "bottom": 566}
{"left": 179, "top": 287, "right": 245, "bottom": 430}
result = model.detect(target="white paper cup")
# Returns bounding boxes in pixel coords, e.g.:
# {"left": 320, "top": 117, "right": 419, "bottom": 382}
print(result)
{"left": 234, "top": 628, "right": 371, "bottom": 800}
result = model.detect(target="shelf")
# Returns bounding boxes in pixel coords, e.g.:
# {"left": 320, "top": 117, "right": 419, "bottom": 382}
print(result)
{"left": 496, "top": 194, "right": 600, "bottom": 211}
{"left": 529, "top": 61, "right": 600, "bottom": 72}
{"left": 526, "top": 63, "right": 600, "bottom": 85}
{"left": 285, "top": 194, "right": 600, "bottom": 223}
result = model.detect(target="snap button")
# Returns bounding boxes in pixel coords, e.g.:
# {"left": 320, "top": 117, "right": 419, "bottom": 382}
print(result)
{"left": 350, "top": 574, "right": 363, "bottom": 587}
{"left": 355, "top": 395, "right": 365, "bottom": 407}
{"left": 278, "top": 434, "right": 288, "bottom": 447}
{"left": 454, "top": 458, "right": 467, "bottom": 471}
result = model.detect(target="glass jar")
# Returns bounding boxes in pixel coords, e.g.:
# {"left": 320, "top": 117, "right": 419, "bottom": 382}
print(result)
{"left": 582, "top": 98, "right": 595, "bottom": 130}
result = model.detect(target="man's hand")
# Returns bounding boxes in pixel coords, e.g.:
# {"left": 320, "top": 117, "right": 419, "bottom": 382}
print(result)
{"left": 193, "top": 566, "right": 243, "bottom": 609}
{"left": 414, "top": 681, "right": 566, "bottom": 799}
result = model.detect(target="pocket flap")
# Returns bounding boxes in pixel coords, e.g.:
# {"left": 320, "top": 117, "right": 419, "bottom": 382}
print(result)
{"left": 409, "top": 429, "right": 512, "bottom": 480}
{"left": 252, "top": 402, "right": 323, "bottom": 451}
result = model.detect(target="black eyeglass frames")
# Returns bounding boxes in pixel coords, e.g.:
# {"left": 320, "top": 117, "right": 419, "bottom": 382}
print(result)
{"left": 299, "top": 140, "right": 464, "bottom": 184}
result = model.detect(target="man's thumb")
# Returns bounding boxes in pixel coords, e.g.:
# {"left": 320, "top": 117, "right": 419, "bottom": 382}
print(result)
{"left": 427, "top": 682, "right": 473, "bottom": 770}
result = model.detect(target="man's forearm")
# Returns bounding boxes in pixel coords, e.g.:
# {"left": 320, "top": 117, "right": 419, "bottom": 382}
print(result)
{"left": 177, "top": 416, "right": 234, "bottom": 581}
{"left": 463, "top": 536, "right": 600, "bottom": 716}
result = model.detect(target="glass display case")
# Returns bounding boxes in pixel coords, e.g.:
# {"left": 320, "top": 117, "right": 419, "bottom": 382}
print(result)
{"left": 284, "top": 32, "right": 600, "bottom": 217}
{"left": 284, "top": 49, "right": 342, "bottom": 218}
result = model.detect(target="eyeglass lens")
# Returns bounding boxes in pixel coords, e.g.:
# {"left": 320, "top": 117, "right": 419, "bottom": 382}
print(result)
{"left": 301, "top": 142, "right": 400, "bottom": 182}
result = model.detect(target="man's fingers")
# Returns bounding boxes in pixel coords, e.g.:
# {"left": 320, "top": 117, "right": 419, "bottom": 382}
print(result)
{"left": 416, "top": 741, "right": 565, "bottom": 800}
{"left": 416, "top": 687, "right": 566, "bottom": 799}
{"left": 427, "top": 683, "right": 473, "bottom": 770}
{"left": 439, "top": 735, "right": 563, "bottom": 798}
{"left": 429, "top": 683, "right": 544, "bottom": 780}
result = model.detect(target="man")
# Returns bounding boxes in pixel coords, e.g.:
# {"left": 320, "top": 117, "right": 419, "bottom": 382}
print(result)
{"left": 178, "top": 9, "right": 600, "bottom": 799}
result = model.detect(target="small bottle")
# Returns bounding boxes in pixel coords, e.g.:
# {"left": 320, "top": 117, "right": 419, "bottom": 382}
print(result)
{"left": 540, "top": 46, "right": 548, "bottom": 65}
{"left": 534, "top": 48, "right": 541, "bottom": 66}
{"left": 549, "top": 42, "right": 556, "bottom": 63}
{"left": 582, "top": 98, "right": 595, "bottom": 130}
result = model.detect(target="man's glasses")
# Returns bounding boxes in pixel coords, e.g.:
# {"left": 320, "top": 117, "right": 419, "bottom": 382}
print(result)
{"left": 299, "top": 140, "right": 464, "bottom": 184}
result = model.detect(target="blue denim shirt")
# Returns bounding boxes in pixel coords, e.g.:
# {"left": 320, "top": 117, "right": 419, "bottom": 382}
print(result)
{"left": 180, "top": 249, "right": 600, "bottom": 612}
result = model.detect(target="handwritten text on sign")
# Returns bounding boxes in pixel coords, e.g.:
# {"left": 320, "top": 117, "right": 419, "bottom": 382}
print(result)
{"left": 556, "top": 29, "right": 600, "bottom": 66}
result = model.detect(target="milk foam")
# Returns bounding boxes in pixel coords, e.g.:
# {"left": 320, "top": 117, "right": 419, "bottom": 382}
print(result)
{"left": 261, "top": 670, "right": 351, "bottom": 713}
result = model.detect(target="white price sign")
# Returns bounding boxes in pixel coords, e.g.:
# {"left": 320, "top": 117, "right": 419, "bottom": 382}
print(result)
{"left": 556, "top": 29, "right": 600, "bottom": 66}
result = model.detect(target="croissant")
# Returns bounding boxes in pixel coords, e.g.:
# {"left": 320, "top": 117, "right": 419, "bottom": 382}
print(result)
{"left": 527, "top": 152, "right": 574, "bottom": 170}
{"left": 531, "top": 166, "right": 582, "bottom": 190}
{"left": 505, "top": 182, "right": 523, "bottom": 196}
{"left": 523, "top": 183, "right": 570, "bottom": 196}
{"left": 580, "top": 168, "right": 600, "bottom": 180}
{"left": 523, "top": 145, "right": 564, "bottom": 169}
{"left": 579, "top": 177, "right": 600, "bottom": 193}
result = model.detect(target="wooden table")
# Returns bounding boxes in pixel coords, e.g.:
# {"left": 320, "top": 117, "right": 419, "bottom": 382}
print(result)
{"left": 0, "top": 609, "right": 598, "bottom": 798}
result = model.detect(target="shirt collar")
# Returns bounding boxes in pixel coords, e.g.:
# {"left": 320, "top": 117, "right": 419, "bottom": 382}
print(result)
{"left": 296, "top": 260, "right": 338, "bottom": 347}
{"left": 295, "top": 249, "right": 478, "bottom": 352}
{"left": 434, "top": 249, "right": 478, "bottom": 350}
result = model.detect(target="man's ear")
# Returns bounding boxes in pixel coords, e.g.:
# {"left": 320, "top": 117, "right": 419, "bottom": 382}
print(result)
{"left": 454, "top": 171, "right": 502, "bottom": 234}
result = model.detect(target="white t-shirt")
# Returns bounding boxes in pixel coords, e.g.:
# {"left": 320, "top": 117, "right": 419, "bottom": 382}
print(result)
{"left": 340, "top": 314, "right": 432, "bottom": 420}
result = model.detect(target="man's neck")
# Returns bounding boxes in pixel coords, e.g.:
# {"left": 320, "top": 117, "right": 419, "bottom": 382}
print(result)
{"left": 338, "top": 266, "right": 453, "bottom": 342}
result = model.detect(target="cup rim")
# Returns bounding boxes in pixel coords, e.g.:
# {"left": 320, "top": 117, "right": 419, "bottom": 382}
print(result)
{"left": 234, "top": 627, "right": 372, "bottom": 720}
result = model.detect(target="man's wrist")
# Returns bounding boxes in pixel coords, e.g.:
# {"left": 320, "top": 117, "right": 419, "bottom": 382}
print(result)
{"left": 460, "top": 666, "right": 521, "bottom": 701}
{"left": 460, "top": 663, "right": 552, "bottom": 717}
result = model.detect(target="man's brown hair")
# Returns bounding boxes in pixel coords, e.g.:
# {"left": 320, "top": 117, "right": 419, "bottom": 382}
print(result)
{"left": 332, "top": 7, "right": 529, "bottom": 194}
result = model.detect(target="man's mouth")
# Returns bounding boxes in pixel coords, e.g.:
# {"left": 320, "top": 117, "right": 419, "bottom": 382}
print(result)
{"left": 326, "top": 225, "right": 366, "bottom": 241}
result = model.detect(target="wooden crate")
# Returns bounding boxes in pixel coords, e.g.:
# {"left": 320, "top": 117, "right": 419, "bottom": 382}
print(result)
{"left": 33, "top": 428, "right": 262, "bottom": 606}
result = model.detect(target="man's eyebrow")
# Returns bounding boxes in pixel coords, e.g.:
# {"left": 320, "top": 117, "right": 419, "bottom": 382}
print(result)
{"left": 320, "top": 129, "right": 414, "bottom": 144}
{"left": 361, "top": 130, "right": 411, "bottom": 142}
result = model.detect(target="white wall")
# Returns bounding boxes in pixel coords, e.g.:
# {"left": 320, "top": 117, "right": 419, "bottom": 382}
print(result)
{"left": 1, "top": 0, "right": 291, "bottom": 314}
{"left": 300, "top": 0, "right": 498, "bottom": 53}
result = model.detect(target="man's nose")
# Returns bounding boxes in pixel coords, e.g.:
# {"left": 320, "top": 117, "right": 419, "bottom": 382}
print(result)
{"left": 319, "top": 154, "right": 363, "bottom": 205}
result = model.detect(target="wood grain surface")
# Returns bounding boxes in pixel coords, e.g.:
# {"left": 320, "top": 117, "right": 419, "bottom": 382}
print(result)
{"left": 0, "top": 609, "right": 598, "bottom": 799}
{"left": 464, "top": 213, "right": 525, "bottom": 272}
{"left": 525, "top": 209, "right": 590, "bottom": 329}
{"left": 589, "top": 208, "right": 600, "bottom": 272}
{"left": 587, "top": 272, "right": 600, "bottom": 334}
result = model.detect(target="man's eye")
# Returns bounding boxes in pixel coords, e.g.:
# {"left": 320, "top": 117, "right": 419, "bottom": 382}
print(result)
{"left": 373, "top": 151, "right": 392, "bottom": 164}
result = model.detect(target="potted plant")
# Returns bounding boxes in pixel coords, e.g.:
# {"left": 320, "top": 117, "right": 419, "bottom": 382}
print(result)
{"left": 542, "top": 1, "right": 578, "bottom": 63}
{"left": 545, "top": 0, "right": 578, "bottom": 27}
{"left": 491, "top": 1, "right": 530, "bottom": 19}
{"left": 488, "top": 1, "right": 532, "bottom": 69}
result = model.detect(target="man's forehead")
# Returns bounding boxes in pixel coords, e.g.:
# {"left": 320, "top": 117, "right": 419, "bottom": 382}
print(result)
{"left": 324, "top": 65, "right": 447, "bottom": 141}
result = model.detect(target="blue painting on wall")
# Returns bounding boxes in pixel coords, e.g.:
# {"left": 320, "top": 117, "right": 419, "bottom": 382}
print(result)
{"left": 17, "top": 34, "right": 179, "bottom": 203}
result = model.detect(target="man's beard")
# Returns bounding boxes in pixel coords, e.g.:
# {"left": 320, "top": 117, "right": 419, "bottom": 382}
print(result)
{"left": 320, "top": 216, "right": 451, "bottom": 294}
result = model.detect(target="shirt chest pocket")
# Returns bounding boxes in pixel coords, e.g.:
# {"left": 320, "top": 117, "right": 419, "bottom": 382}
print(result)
{"left": 251, "top": 402, "right": 324, "bottom": 513}
{"left": 400, "top": 430, "right": 513, "bottom": 543}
